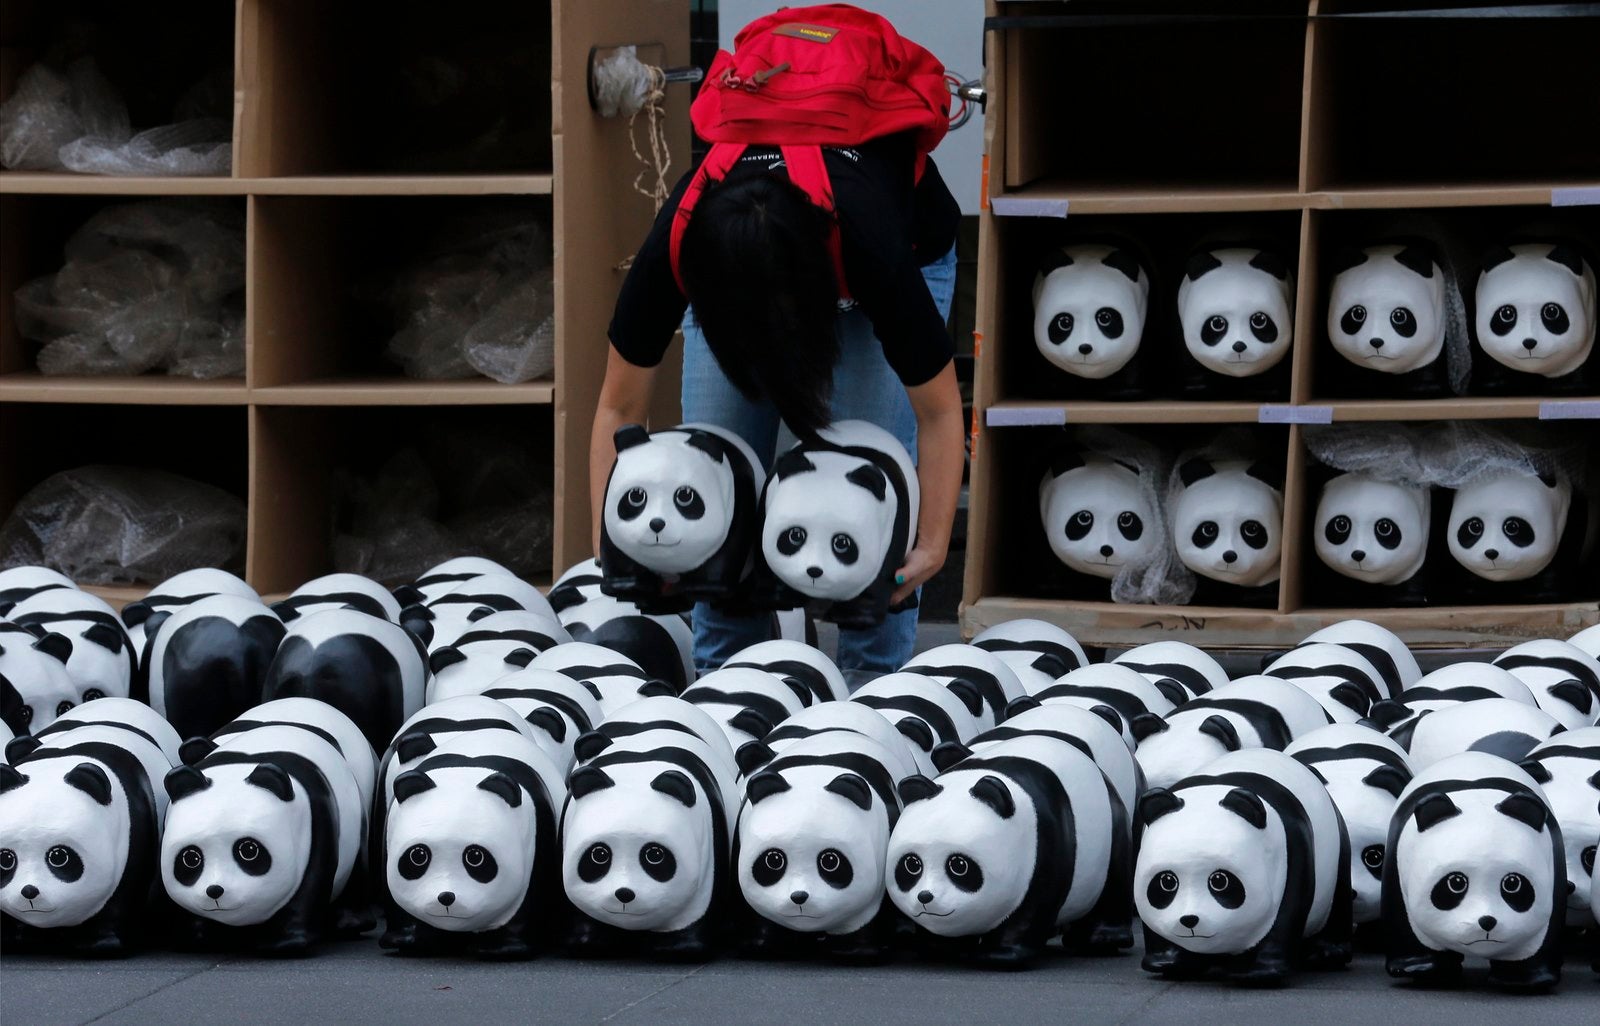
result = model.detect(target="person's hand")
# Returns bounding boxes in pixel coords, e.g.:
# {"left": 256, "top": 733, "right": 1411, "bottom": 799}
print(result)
{"left": 892, "top": 542, "right": 947, "bottom": 606}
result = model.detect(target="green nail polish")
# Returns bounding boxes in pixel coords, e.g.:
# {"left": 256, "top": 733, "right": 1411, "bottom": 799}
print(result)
{"left": 895, "top": 574, "right": 906, "bottom": 585}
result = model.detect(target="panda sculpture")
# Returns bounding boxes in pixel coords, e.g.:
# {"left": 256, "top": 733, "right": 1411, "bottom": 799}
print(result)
{"left": 1446, "top": 467, "right": 1588, "bottom": 603}
{"left": 191, "top": 698, "right": 378, "bottom": 817}
{"left": 119, "top": 568, "right": 260, "bottom": 679}
{"left": 1038, "top": 449, "right": 1161, "bottom": 598}
{"left": 1112, "top": 641, "right": 1230, "bottom": 702}
{"left": 739, "top": 701, "right": 921, "bottom": 780}
{"left": 400, "top": 573, "right": 559, "bottom": 653}
{"left": 850, "top": 672, "right": 987, "bottom": 769}
{"left": 1325, "top": 243, "right": 1451, "bottom": 398}
{"left": 1492, "top": 639, "right": 1600, "bottom": 730}
{"left": 1264, "top": 643, "right": 1389, "bottom": 722}
{"left": 1134, "top": 675, "right": 1332, "bottom": 790}
{"left": 0, "top": 565, "right": 74, "bottom": 617}
{"left": 0, "top": 624, "right": 79, "bottom": 736}
{"left": 23, "top": 698, "right": 184, "bottom": 781}
{"left": 887, "top": 734, "right": 1129, "bottom": 967}
{"left": 723, "top": 639, "right": 849, "bottom": 706}
{"left": 1520, "top": 727, "right": 1600, "bottom": 928}
{"left": 681, "top": 667, "right": 811, "bottom": 754}
{"left": 393, "top": 556, "right": 512, "bottom": 608}
{"left": 377, "top": 696, "right": 542, "bottom": 815}
{"left": 1471, "top": 242, "right": 1597, "bottom": 394}
{"left": 1369, "top": 662, "right": 1538, "bottom": 745}
{"left": 972, "top": 619, "right": 1089, "bottom": 688}
{"left": 1300, "top": 619, "right": 1422, "bottom": 697}
{"left": 1176, "top": 247, "right": 1295, "bottom": 400}
{"left": 1568, "top": 622, "right": 1600, "bottom": 662}
{"left": 1404, "top": 699, "right": 1563, "bottom": 771}
{"left": 382, "top": 730, "right": 566, "bottom": 959}
{"left": 548, "top": 560, "right": 693, "bottom": 693}
{"left": 1135, "top": 748, "right": 1352, "bottom": 985}
{"left": 260, "top": 608, "right": 429, "bottom": 753}
{"left": 1383, "top": 751, "right": 1565, "bottom": 991}
{"left": 600, "top": 423, "right": 763, "bottom": 614}
{"left": 160, "top": 723, "right": 365, "bottom": 953}
{"left": 1171, "top": 458, "right": 1284, "bottom": 607}
{"left": 1031, "top": 243, "right": 1155, "bottom": 399}
{"left": 9, "top": 587, "right": 135, "bottom": 704}
{"left": 737, "top": 731, "right": 909, "bottom": 961}
{"left": 757, "top": 421, "right": 919, "bottom": 628}
{"left": 1027, "top": 663, "right": 1179, "bottom": 752}
{"left": 145, "top": 595, "right": 285, "bottom": 741}
{"left": 528, "top": 643, "right": 667, "bottom": 718}
{"left": 436, "top": 609, "right": 569, "bottom": 664}
{"left": 900, "top": 645, "right": 1027, "bottom": 733}
{"left": 478, "top": 679, "right": 602, "bottom": 776}
{"left": 426, "top": 647, "right": 542, "bottom": 705}
{"left": 1312, "top": 473, "right": 1435, "bottom": 606}
{"left": 1286, "top": 724, "right": 1414, "bottom": 927}
{"left": 271, "top": 572, "right": 402, "bottom": 624}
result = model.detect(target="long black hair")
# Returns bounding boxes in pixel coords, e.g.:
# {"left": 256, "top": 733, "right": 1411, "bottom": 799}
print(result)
{"left": 679, "top": 173, "right": 841, "bottom": 439}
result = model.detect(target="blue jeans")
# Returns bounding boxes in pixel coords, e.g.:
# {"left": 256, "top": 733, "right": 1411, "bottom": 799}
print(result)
{"left": 681, "top": 245, "right": 958, "bottom": 678}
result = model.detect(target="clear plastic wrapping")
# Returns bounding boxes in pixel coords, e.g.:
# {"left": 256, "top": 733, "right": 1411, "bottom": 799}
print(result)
{"left": 1305, "top": 422, "right": 1593, "bottom": 491}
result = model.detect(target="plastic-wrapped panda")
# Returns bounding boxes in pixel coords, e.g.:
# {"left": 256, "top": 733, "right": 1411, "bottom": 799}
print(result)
{"left": 0, "top": 623, "right": 79, "bottom": 736}
{"left": 1519, "top": 727, "right": 1600, "bottom": 928}
{"left": 600, "top": 423, "right": 763, "bottom": 614}
{"left": 900, "top": 645, "right": 1026, "bottom": 733}
{"left": 1325, "top": 243, "right": 1451, "bottom": 398}
{"left": 1470, "top": 242, "right": 1597, "bottom": 394}
{"left": 1136, "top": 748, "right": 1351, "bottom": 985}
{"left": 1028, "top": 663, "right": 1179, "bottom": 752}
{"left": 1370, "top": 662, "right": 1539, "bottom": 747}
{"left": 1300, "top": 619, "right": 1421, "bottom": 697}
{"left": 972, "top": 619, "right": 1089, "bottom": 690}
{"left": 723, "top": 639, "right": 849, "bottom": 706}
{"left": 1492, "top": 639, "right": 1600, "bottom": 729}
{"left": 1112, "top": 641, "right": 1229, "bottom": 702}
{"left": 1171, "top": 458, "right": 1284, "bottom": 607}
{"left": 1134, "top": 676, "right": 1332, "bottom": 790}
{"left": 1176, "top": 247, "right": 1295, "bottom": 400}
{"left": 1312, "top": 473, "right": 1435, "bottom": 607}
{"left": 8, "top": 588, "right": 135, "bottom": 704}
{"left": 271, "top": 572, "right": 402, "bottom": 624}
{"left": 1446, "top": 467, "right": 1589, "bottom": 604}
{"left": 145, "top": 596, "right": 286, "bottom": 741}
{"left": 757, "top": 421, "right": 919, "bottom": 629}
{"left": 1404, "top": 698, "right": 1563, "bottom": 771}
{"left": 0, "top": 566, "right": 74, "bottom": 618}
{"left": 1383, "top": 752, "right": 1565, "bottom": 991}
{"left": 1031, "top": 243, "right": 1154, "bottom": 398}
{"left": 1038, "top": 450, "right": 1161, "bottom": 598}
{"left": 1264, "top": 643, "right": 1389, "bottom": 722}
{"left": 681, "top": 667, "right": 811, "bottom": 754}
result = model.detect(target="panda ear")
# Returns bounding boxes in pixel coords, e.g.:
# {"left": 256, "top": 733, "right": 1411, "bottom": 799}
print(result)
{"left": 1039, "top": 247, "right": 1075, "bottom": 275}
{"left": 1031, "top": 653, "right": 1072, "bottom": 678}
{"left": 81, "top": 621, "right": 125, "bottom": 654}
{"left": 392, "top": 584, "right": 425, "bottom": 608}
{"left": 1366, "top": 699, "right": 1408, "bottom": 729}
{"left": 1152, "top": 679, "right": 1189, "bottom": 707}
{"left": 525, "top": 707, "right": 567, "bottom": 743}
{"left": 1413, "top": 791, "right": 1460, "bottom": 832}
{"left": 164, "top": 765, "right": 212, "bottom": 803}
{"left": 773, "top": 450, "right": 817, "bottom": 481}
{"left": 636, "top": 679, "right": 677, "bottom": 699}
{"left": 1198, "top": 715, "right": 1241, "bottom": 752}
{"left": 1247, "top": 249, "right": 1290, "bottom": 281}
{"left": 613, "top": 424, "right": 651, "bottom": 453}
{"left": 930, "top": 741, "right": 973, "bottom": 773}
{"left": 1547, "top": 680, "right": 1593, "bottom": 715}
{"left": 1545, "top": 244, "right": 1584, "bottom": 277}
{"left": 683, "top": 431, "right": 727, "bottom": 463}
{"left": 246, "top": 764, "right": 295, "bottom": 802}
{"left": 1328, "top": 682, "right": 1370, "bottom": 716}
{"left": 269, "top": 599, "right": 298, "bottom": 622}
{"left": 1362, "top": 764, "right": 1411, "bottom": 798}
{"left": 1517, "top": 760, "right": 1553, "bottom": 785}
{"left": 895, "top": 716, "right": 934, "bottom": 752}
{"left": 179, "top": 736, "right": 218, "bottom": 766}
{"left": 746, "top": 770, "right": 791, "bottom": 805}
{"left": 1046, "top": 448, "right": 1086, "bottom": 479}
{"left": 32, "top": 632, "right": 72, "bottom": 665}
{"left": 1101, "top": 248, "right": 1143, "bottom": 283}
{"left": 400, "top": 606, "right": 434, "bottom": 647}
{"left": 1086, "top": 703, "right": 1125, "bottom": 735}
{"left": 1130, "top": 712, "right": 1169, "bottom": 743}
{"left": 141, "top": 609, "right": 173, "bottom": 640}
{"left": 729, "top": 708, "right": 775, "bottom": 740}
{"left": 779, "top": 676, "right": 813, "bottom": 708}
{"left": 391, "top": 769, "right": 435, "bottom": 804}
{"left": 1245, "top": 461, "right": 1283, "bottom": 490}
{"left": 1392, "top": 244, "right": 1436, "bottom": 279}
{"left": 503, "top": 647, "right": 537, "bottom": 669}
{"left": 1494, "top": 792, "right": 1546, "bottom": 833}
{"left": 1219, "top": 787, "right": 1267, "bottom": 829}
{"left": 466, "top": 605, "right": 496, "bottom": 623}
{"left": 477, "top": 771, "right": 522, "bottom": 808}
{"left": 1537, "top": 472, "right": 1559, "bottom": 489}
{"left": 568, "top": 764, "right": 615, "bottom": 800}
{"left": 0, "top": 764, "right": 27, "bottom": 794}
{"left": 844, "top": 464, "right": 887, "bottom": 502}
{"left": 945, "top": 679, "right": 985, "bottom": 719}
{"left": 1138, "top": 788, "right": 1184, "bottom": 825}
{"left": 735, "top": 740, "right": 777, "bottom": 777}
{"left": 121, "top": 599, "right": 154, "bottom": 628}
{"left": 897, "top": 774, "right": 943, "bottom": 806}
{"left": 5, "top": 736, "right": 42, "bottom": 764}
{"left": 1587, "top": 769, "right": 1600, "bottom": 791}
{"left": 396, "top": 732, "right": 438, "bottom": 763}
{"left": 580, "top": 680, "right": 604, "bottom": 701}
{"left": 1185, "top": 250, "right": 1223, "bottom": 282}
{"left": 547, "top": 587, "right": 583, "bottom": 614}
{"left": 428, "top": 647, "right": 467, "bottom": 675}
{"left": 650, "top": 769, "right": 698, "bottom": 808}
{"left": 572, "top": 730, "right": 613, "bottom": 763}
{"left": 825, "top": 772, "right": 873, "bottom": 811}
{"left": 968, "top": 775, "right": 1015, "bottom": 819}
{"left": 1003, "top": 695, "right": 1042, "bottom": 719}
{"left": 1178, "top": 458, "right": 1216, "bottom": 487}
{"left": 1329, "top": 247, "right": 1369, "bottom": 276}
{"left": 1480, "top": 245, "right": 1517, "bottom": 273}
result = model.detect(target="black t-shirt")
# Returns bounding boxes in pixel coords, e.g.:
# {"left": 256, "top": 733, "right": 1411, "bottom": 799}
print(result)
{"left": 607, "top": 135, "right": 961, "bottom": 387}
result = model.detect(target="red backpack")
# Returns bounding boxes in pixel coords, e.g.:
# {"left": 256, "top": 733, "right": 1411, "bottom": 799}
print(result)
{"left": 669, "top": 4, "right": 950, "bottom": 298}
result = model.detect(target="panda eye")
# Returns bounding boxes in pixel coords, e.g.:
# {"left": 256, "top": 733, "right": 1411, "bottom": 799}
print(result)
{"left": 1502, "top": 517, "right": 1526, "bottom": 539}
{"left": 1208, "top": 871, "right": 1229, "bottom": 892}
{"left": 1374, "top": 519, "right": 1395, "bottom": 538}
{"left": 831, "top": 534, "right": 851, "bottom": 553}
{"left": 786, "top": 527, "right": 807, "bottom": 547}
{"left": 1117, "top": 512, "right": 1135, "bottom": 528}
{"left": 643, "top": 844, "right": 667, "bottom": 866}
{"left": 1240, "top": 521, "right": 1268, "bottom": 549}
{"left": 19, "top": 707, "right": 32, "bottom": 727}
{"left": 235, "top": 839, "right": 260, "bottom": 862}
{"left": 1389, "top": 307, "right": 1416, "bottom": 336}
{"left": 946, "top": 855, "right": 969, "bottom": 877}
{"left": 55, "top": 701, "right": 74, "bottom": 717}
{"left": 1208, "top": 316, "right": 1227, "bottom": 333}
{"left": 1447, "top": 872, "right": 1467, "bottom": 894}
{"left": 83, "top": 689, "right": 104, "bottom": 702}
{"left": 0, "top": 849, "right": 13, "bottom": 873}
{"left": 1048, "top": 312, "right": 1074, "bottom": 343}
{"left": 460, "top": 846, "right": 483, "bottom": 868}
{"left": 408, "top": 844, "right": 430, "bottom": 867}
{"left": 674, "top": 487, "right": 697, "bottom": 508}
{"left": 1157, "top": 871, "right": 1178, "bottom": 893}
{"left": 624, "top": 488, "right": 646, "bottom": 509}
{"left": 1200, "top": 315, "right": 1229, "bottom": 346}
{"left": 1348, "top": 305, "right": 1367, "bottom": 325}
{"left": 1541, "top": 303, "right": 1569, "bottom": 333}
{"left": 1199, "top": 522, "right": 1218, "bottom": 539}
{"left": 1250, "top": 312, "right": 1268, "bottom": 329}
{"left": 1581, "top": 846, "right": 1595, "bottom": 874}
{"left": 1463, "top": 517, "right": 1483, "bottom": 538}
{"left": 902, "top": 854, "right": 922, "bottom": 877}
{"left": 1491, "top": 304, "right": 1517, "bottom": 335}
{"left": 763, "top": 849, "right": 785, "bottom": 872}
{"left": 1094, "top": 307, "right": 1124, "bottom": 338}
{"left": 47, "top": 846, "right": 68, "bottom": 867}
{"left": 1329, "top": 515, "right": 1352, "bottom": 536}
{"left": 830, "top": 534, "right": 859, "bottom": 565}
{"left": 181, "top": 847, "right": 203, "bottom": 870}
{"left": 588, "top": 844, "right": 611, "bottom": 866}
{"left": 1500, "top": 873, "right": 1522, "bottom": 894}
{"left": 1074, "top": 511, "right": 1093, "bottom": 526}
{"left": 819, "top": 850, "right": 840, "bottom": 873}
{"left": 1362, "top": 844, "right": 1385, "bottom": 871}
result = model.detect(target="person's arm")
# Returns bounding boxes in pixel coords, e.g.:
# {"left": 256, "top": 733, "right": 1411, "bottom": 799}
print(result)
{"left": 893, "top": 361, "right": 964, "bottom": 605}
{"left": 590, "top": 346, "right": 658, "bottom": 555}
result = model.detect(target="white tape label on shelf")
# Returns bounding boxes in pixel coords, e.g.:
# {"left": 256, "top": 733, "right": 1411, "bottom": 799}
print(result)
{"left": 1551, "top": 186, "right": 1600, "bottom": 207}
{"left": 990, "top": 196, "right": 1069, "bottom": 219}
{"left": 1257, "top": 405, "right": 1333, "bottom": 425}
{"left": 1539, "top": 400, "right": 1600, "bottom": 420}
{"left": 985, "top": 406, "right": 1067, "bottom": 427}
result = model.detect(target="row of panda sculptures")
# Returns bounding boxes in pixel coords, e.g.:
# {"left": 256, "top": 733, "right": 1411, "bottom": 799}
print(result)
{"left": 3, "top": 560, "right": 1600, "bottom": 991}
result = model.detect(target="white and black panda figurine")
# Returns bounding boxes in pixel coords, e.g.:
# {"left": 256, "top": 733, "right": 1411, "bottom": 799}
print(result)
{"left": 119, "top": 568, "right": 260, "bottom": 685}
{"left": 681, "top": 667, "right": 812, "bottom": 754}
{"left": 851, "top": 672, "right": 986, "bottom": 780}
{"left": 547, "top": 560, "right": 693, "bottom": 693}
{"left": 737, "top": 731, "right": 909, "bottom": 962}
{"left": 1264, "top": 643, "right": 1389, "bottom": 723}
{"left": 478, "top": 670, "right": 605, "bottom": 774}
{"left": 1286, "top": 724, "right": 1413, "bottom": 928}
{"left": 381, "top": 729, "right": 566, "bottom": 959}
{"left": 1312, "top": 473, "right": 1435, "bottom": 606}
{"left": 392, "top": 556, "right": 512, "bottom": 608}
{"left": 723, "top": 639, "right": 850, "bottom": 706}
{"left": 972, "top": 619, "right": 1089, "bottom": 693}
{"left": 1519, "top": 727, "right": 1600, "bottom": 928}
{"left": 741, "top": 701, "right": 921, "bottom": 781}
{"left": 757, "top": 421, "right": 919, "bottom": 629}
{"left": 436, "top": 609, "right": 569, "bottom": 664}
{"left": 1134, "top": 675, "right": 1332, "bottom": 790}
{"left": 426, "top": 646, "right": 543, "bottom": 705}
{"left": 600, "top": 423, "right": 763, "bottom": 614}
{"left": 1171, "top": 458, "right": 1284, "bottom": 607}
{"left": 260, "top": 608, "right": 429, "bottom": 753}
{"left": 1136, "top": 748, "right": 1352, "bottom": 984}
{"left": 1471, "top": 242, "right": 1597, "bottom": 394}
{"left": 1027, "top": 664, "right": 1179, "bottom": 752}
{"left": 1446, "top": 467, "right": 1588, "bottom": 603}
{"left": 399, "top": 572, "right": 559, "bottom": 654}
{"left": 1038, "top": 449, "right": 1160, "bottom": 599}
{"left": 1325, "top": 243, "right": 1451, "bottom": 398}
{"left": 1404, "top": 698, "right": 1563, "bottom": 771}
{"left": 900, "top": 644, "right": 1027, "bottom": 733}
{"left": 160, "top": 723, "right": 365, "bottom": 954}
{"left": 145, "top": 596, "right": 285, "bottom": 742}
{"left": 19, "top": 698, "right": 184, "bottom": 783}
{"left": 1568, "top": 622, "right": 1600, "bottom": 662}
{"left": 8, "top": 588, "right": 135, "bottom": 704}
{"left": 1301, "top": 619, "right": 1422, "bottom": 697}
{"left": 887, "top": 734, "right": 1129, "bottom": 967}
{"left": 1031, "top": 243, "right": 1154, "bottom": 399}
{"left": 0, "top": 623, "right": 79, "bottom": 736}
{"left": 1176, "top": 247, "right": 1295, "bottom": 399}
{"left": 190, "top": 698, "right": 378, "bottom": 818}
{"left": 1369, "top": 662, "right": 1538, "bottom": 746}
{"left": 1112, "top": 641, "right": 1229, "bottom": 702}
{"left": 0, "top": 565, "right": 74, "bottom": 617}
{"left": 528, "top": 642, "right": 669, "bottom": 718}
{"left": 1493, "top": 639, "right": 1600, "bottom": 730}
{"left": 271, "top": 572, "right": 402, "bottom": 624}
{"left": 1383, "top": 751, "right": 1565, "bottom": 991}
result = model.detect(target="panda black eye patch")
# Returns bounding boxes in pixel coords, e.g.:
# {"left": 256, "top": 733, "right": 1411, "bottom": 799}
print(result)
{"left": 895, "top": 853, "right": 923, "bottom": 892}
{"left": 174, "top": 845, "right": 205, "bottom": 886}
{"left": 1374, "top": 518, "right": 1402, "bottom": 550}
{"left": 1340, "top": 305, "right": 1367, "bottom": 335}
{"left": 945, "top": 854, "right": 983, "bottom": 893}
{"left": 1248, "top": 312, "right": 1277, "bottom": 344}
{"left": 1501, "top": 517, "right": 1535, "bottom": 548}
{"left": 1456, "top": 517, "right": 1484, "bottom": 549}
{"left": 1192, "top": 522, "right": 1219, "bottom": 548}
{"left": 1065, "top": 510, "right": 1093, "bottom": 541}
{"left": 617, "top": 488, "right": 647, "bottom": 521}
{"left": 1541, "top": 303, "right": 1569, "bottom": 334}
{"left": 0, "top": 848, "right": 14, "bottom": 887}
{"left": 817, "top": 849, "right": 853, "bottom": 889}
{"left": 1048, "top": 312, "right": 1074, "bottom": 344}
{"left": 1324, "top": 515, "right": 1351, "bottom": 546}
{"left": 778, "top": 526, "right": 807, "bottom": 556}
{"left": 43, "top": 844, "right": 83, "bottom": 882}
{"left": 1240, "top": 521, "right": 1268, "bottom": 549}
{"left": 579, "top": 843, "right": 612, "bottom": 883}
{"left": 1094, "top": 307, "right": 1124, "bottom": 339}
{"left": 1491, "top": 305, "right": 1518, "bottom": 336}
{"left": 1389, "top": 308, "right": 1417, "bottom": 338}
{"left": 1499, "top": 872, "right": 1534, "bottom": 913}
{"left": 753, "top": 848, "right": 786, "bottom": 887}
{"left": 1201, "top": 315, "right": 1228, "bottom": 347}
{"left": 1117, "top": 511, "right": 1143, "bottom": 541}
{"left": 233, "top": 838, "right": 272, "bottom": 876}
{"left": 1361, "top": 844, "right": 1385, "bottom": 879}
{"left": 399, "top": 844, "right": 431, "bottom": 881}
{"left": 1146, "top": 870, "right": 1179, "bottom": 909}
{"left": 830, "top": 533, "right": 859, "bottom": 565}
{"left": 640, "top": 842, "right": 677, "bottom": 882}
{"left": 463, "top": 845, "right": 498, "bottom": 883}
{"left": 1431, "top": 871, "right": 1468, "bottom": 910}
{"left": 673, "top": 486, "right": 705, "bottom": 520}
{"left": 1207, "top": 869, "right": 1246, "bottom": 909}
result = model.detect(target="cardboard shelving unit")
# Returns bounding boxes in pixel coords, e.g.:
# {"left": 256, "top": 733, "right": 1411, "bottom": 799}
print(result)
{"left": 965, "top": 1, "right": 1600, "bottom": 649}
{"left": 0, "top": 0, "right": 688, "bottom": 605}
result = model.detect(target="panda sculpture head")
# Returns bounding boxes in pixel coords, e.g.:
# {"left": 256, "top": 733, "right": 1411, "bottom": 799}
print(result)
{"left": 0, "top": 626, "right": 79, "bottom": 736}
{"left": 9, "top": 588, "right": 133, "bottom": 704}
{"left": 1178, "top": 248, "right": 1295, "bottom": 378}
{"left": 1315, "top": 473, "right": 1431, "bottom": 586}
{"left": 604, "top": 424, "right": 752, "bottom": 577}
{"left": 1327, "top": 244, "right": 1446, "bottom": 375}
{"left": 1447, "top": 469, "right": 1569, "bottom": 583}
{"left": 1032, "top": 244, "right": 1151, "bottom": 380}
{"left": 1039, "top": 449, "right": 1158, "bottom": 581}
{"left": 0, "top": 756, "right": 128, "bottom": 927}
{"left": 1475, "top": 243, "right": 1597, "bottom": 378}
{"left": 1172, "top": 458, "right": 1283, "bottom": 588}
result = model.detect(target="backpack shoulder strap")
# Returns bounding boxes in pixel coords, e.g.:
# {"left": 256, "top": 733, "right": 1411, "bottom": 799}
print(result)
{"left": 670, "top": 142, "right": 747, "bottom": 294}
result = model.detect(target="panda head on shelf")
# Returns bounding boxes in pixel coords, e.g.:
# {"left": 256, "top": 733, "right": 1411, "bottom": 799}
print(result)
{"left": 1314, "top": 473, "right": 1431, "bottom": 586}
{"left": 1447, "top": 469, "right": 1570, "bottom": 583}
{"left": 1327, "top": 243, "right": 1446, "bottom": 375}
{"left": 1475, "top": 243, "right": 1597, "bottom": 378}
{"left": 1178, "top": 247, "right": 1295, "bottom": 379}
{"left": 603, "top": 425, "right": 744, "bottom": 576}
{"left": 1171, "top": 458, "right": 1284, "bottom": 588}
{"left": 1031, "top": 244, "right": 1151, "bottom": 380}
{"left": 1038, "top": 449, "right": 1158, "bottom": 581}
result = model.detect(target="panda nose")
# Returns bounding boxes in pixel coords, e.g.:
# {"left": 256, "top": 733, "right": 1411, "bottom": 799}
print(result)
{"left": 1351, "top": 550, "right": 1366, "bottom": 563}
{"left": 19, "top": 884, "right": 39, "bottom": 900}
{"left": 1222, "top": 550, "right": 1238, "bottom": 565}
{"left": 916, "top": 890, "right": 934, "bottom": 905}
{"left": 438, "top": 891, "right": 455, "bottom": 908}
{"left": 648, "top": 517, "right": 666, "bottom": 534}
{"left": 1099, "top": 544, "right": 1114, "bottom": 558}
{"left": 1078, "top": 343, "right": 1093, "bottom": 355}
{"left": 615, "top": 887, "right": 636, "bottom": 904}
{"left": 1180, "top": 914, "right": 1200, "bottom": 929}
{"left": 1369, "top": 338, "right": 1385, "bottom": 350}
{"left": 790, "top": 890, "right": 809, "bottom": 906}
{"left": 1231, "top": 341, "right": 1247, "bottom": 353}
{"left": 806, "top": 566, "right": 823, "bottom": 579}
{"left": 1484, "top": 548, "right": 1500, "bottom": 561}
{"left": 1479, "top": 914, "right": 1497, "bottom": 933}
{"left": 205, "top": 884, "right": 224, "bottom": 900}
{"left": 1522, "top": 338, "right": 1538, "bottom": 351}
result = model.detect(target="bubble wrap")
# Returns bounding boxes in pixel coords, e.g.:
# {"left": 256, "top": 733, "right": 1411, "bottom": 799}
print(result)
{"left": 1070, "top": 426, "right": 1194, "bottom": 606}
{"left": 1305, "top": 422, "right": 1592, "bottom": 491}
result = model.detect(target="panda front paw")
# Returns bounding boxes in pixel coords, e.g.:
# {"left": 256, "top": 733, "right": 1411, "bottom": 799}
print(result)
{"left": 1228, "top": 958, "right": 1291, "bottom": 988}
{"left": 257, "top": 928, "right": 315, "bottom": 958}
{"left": 378, "top": 923, "right": 417, "bottom": 952}
{"left": 973, "top": 942, "right": 1037, "bottom": 971}
{"left": 77, "top": 930, "right": 128, "bottom": 960}
{"left": 473, "top": 932, "right": 535, "bottom": 962}
{"left": 1487, "top": 958, "right": 1560, "bottom": 993}
{"left": 1386, "top": 952, "right": 1460, "bottom": 984}
{"left": 651, "top": 927, "right": 712, "bottom": 963}
{"left": 331, "top": 904, "right": 376, "bottom": 937}
{"left": 1064, "top": 921, "right": 1133, "bottom": 956}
